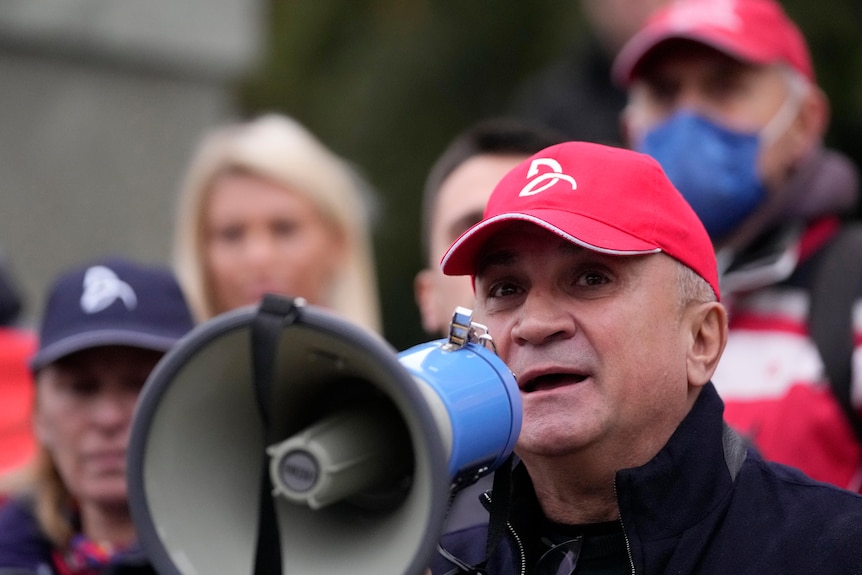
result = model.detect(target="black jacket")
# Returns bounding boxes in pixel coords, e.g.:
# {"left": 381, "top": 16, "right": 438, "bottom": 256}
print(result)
{"left": 0, "top": 498, "right": 154, "bottom": 575}
{"left": 431, "top": 383, "right": 862, "bottom": 574}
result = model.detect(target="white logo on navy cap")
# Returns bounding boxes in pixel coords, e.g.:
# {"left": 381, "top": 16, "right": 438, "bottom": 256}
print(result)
{"left": 519, "top": 158, "right": 577, "bottom": 197}
{"left": 80, "top": 265, "right": 138, "bottom": 314}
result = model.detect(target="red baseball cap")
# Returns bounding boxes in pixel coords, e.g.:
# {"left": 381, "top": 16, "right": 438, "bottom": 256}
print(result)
{"left": 441, "top": 142, "right": 720, "bottom": 300}
{"left": 612, "top": 0, "right": 814, "bottom": 85}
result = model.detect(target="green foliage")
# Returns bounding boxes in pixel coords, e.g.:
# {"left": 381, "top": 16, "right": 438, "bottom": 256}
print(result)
{"left": 241, "top": 0, "right": 862, "bottom": 350}
{"left": 783, "top": 1, "right": 862, "bottom": 174}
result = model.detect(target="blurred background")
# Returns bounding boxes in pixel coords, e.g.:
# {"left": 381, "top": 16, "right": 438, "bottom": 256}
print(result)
{"left": 1, "top": 0, "right": 861, "bottom": 351}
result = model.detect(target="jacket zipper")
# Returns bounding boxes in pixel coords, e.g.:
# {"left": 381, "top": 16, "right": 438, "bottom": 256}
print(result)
{"left": 483, "top": 485, "right": 635, "bottom": 575}
{"left": 508, "top": 521, "right": 527, "bottom": 575}
{"left": 482, "top": 491, "right": 526, "bottom": 575}
{"left": 614, "top": 479, "right": 636, "bottom": 575}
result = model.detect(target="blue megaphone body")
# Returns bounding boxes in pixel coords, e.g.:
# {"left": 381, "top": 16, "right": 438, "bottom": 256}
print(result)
{"left": 397, "top": 307, "right": 521, "bottom": 487}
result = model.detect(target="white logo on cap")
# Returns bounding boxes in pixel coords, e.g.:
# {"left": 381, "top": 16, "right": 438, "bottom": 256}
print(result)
{"left": 519, "top": 158, "right": 577, "bottom": 197}
{"left": 667, "top": 0, "right": 741, "bottom": 32}
{"left": 80, "top": 265, "right": 138, "bottom": 314}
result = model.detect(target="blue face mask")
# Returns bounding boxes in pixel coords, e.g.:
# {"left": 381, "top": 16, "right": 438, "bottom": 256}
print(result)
{"left": 636, "top": 111, "right": 766, "bottom": 241}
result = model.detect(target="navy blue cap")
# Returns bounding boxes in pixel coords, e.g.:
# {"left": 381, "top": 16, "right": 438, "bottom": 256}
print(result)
{"left": 31, "top": 257, "right": 195, "bottom": 371}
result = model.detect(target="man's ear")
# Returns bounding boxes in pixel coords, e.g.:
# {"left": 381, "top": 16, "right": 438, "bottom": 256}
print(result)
{"left": 620, "top": 104, "right": 637, "bottom": 149}
{"left": 414, "top": 268, "right": 441, "bottom": 335}
{"left": 686, "top": 302, "right": 728, "bottom": 388}
{"left": 789, "top": 84, "right": 830, "bottom": 162}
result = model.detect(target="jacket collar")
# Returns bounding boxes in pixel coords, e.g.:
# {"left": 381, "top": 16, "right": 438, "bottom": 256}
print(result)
{"left": 503, "top": 383, "right": 744, "bottom": 565}
{"left": 614, "top": 383, "right": 744, "bottom": 542}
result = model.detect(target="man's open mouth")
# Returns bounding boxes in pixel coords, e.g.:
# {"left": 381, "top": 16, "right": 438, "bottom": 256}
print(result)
{"left": 521, "top": 373, "right": 587, "bottom": 393}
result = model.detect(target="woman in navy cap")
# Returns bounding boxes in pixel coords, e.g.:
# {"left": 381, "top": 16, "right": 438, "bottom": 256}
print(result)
{"left": 0, "top": 257, "right": 194, "bottom": 575}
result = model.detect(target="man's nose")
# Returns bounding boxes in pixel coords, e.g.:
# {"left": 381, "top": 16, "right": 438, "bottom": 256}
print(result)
{"left": 511, "top": 292, "right": 575, "bottom": 346}
{"left": 671, "top": 83, "right": 719, "bottom": 121}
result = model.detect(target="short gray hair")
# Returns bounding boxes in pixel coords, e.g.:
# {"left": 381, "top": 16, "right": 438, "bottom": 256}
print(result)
{"left": 676, "top": 260, "right": 716, "bottom": 310}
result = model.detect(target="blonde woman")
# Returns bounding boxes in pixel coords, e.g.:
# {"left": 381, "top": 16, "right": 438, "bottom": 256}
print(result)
{"left": 172, "top": 113, "right": 382, "bottom": 333}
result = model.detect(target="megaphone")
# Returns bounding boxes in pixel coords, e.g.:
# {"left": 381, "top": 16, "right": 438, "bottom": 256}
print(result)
{"left": 127, "top": 295, "right": 521, "bottom": 575}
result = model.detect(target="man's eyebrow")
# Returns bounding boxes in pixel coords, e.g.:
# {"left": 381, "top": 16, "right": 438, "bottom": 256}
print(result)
{"left": 475, "top": 248, "right": 517, "bottom": 276}
{"left": 476, "top": 236, "right": 587, "bottom": 275}
{"left": 559, "top": 239, "right": 585, "bottom": 256}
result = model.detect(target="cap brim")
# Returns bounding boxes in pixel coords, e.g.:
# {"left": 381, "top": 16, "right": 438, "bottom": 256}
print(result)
{"left": 441, "top": 212, "right": 661, "bottom": 276}
{"left": 613, "top": 30, "right": 770, "bottom": 85}
{"left": 30, "top": 330, "right": 182, "bottom": 372}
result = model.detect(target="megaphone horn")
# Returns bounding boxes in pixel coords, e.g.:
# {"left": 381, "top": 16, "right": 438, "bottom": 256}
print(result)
{"left": 127, "top": 296, "right": 521, "bottom": 575}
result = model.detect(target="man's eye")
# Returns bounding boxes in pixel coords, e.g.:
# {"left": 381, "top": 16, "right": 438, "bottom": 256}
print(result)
{"left": 488, "top": 282, "right": 520, "bottom": 298}
{"left": 647, "top": 80, "right": 678, "bottom": 107}
{"left": 707, "top": 78, "right": 741, "bottom": 104}
{"left": 577, "top": 271, "right": 609, "bottom": 287}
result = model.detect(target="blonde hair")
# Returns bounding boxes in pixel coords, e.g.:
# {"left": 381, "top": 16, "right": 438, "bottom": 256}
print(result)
{"left": 172, "top": 114, "right": 382, "bottom": 333}
{"left": 2, "top": 445, "right": 76, "bottom": 548}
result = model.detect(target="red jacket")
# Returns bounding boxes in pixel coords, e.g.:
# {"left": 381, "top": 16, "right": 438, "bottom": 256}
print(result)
{"left": 0, "top": 327, "right": 36, "bottom": 476}
{"left": 715, "top": 218, "right": 862, "bottom": 491}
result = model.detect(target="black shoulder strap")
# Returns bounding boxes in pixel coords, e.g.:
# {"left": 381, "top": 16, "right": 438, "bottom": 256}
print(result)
{"left": 435, "top": 456, "right": 515, "bottom": 574}
{"left": 250, "top": 295, "right": 303, "bottom": 575}
{"left": 809, "top": 223, "right": 862, "bottom": 443}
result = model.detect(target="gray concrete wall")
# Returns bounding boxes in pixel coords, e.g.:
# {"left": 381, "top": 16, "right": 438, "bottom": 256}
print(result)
{"left": 0, "top": 0, "right": 264, "bottom": 326}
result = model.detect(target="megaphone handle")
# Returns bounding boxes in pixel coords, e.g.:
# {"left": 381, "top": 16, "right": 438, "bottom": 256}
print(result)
{"left": 252, "top": 295, "right": 302, "bottom": 427}
{"left": 250, "top": 295, "right": 302, "bottom": 575}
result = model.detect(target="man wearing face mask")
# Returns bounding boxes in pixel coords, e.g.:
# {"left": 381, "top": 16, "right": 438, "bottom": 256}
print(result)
{"left": 614, "top": 0, "right": 862, "bottom": 492}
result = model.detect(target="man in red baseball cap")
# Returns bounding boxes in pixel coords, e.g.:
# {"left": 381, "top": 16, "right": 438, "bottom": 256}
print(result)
{"left": 613, "top": 0, "right": 862, "bottom": 493}
{"left": 427, "top": 141, "right": 862, "bottom": 575}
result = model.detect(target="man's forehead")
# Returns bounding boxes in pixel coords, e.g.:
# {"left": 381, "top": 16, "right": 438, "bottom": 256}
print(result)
{"left": 474, "top": 225, "right": 591, "bottom": 271}
{"left": 434, "top": 156, "right": 526, "bottom": 248}
{"left": 439, "top": 154, "right": 525, "bottom": 198}
{"left": 442, "top": 209, "right": 484, "bottom": 244}
{"left": 634, "top": 38, "right": 756, "bottom": 81}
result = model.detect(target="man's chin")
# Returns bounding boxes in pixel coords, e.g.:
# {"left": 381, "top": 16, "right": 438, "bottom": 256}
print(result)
{"left": 515, "top": 420, "right": 592, "bottom": 458}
